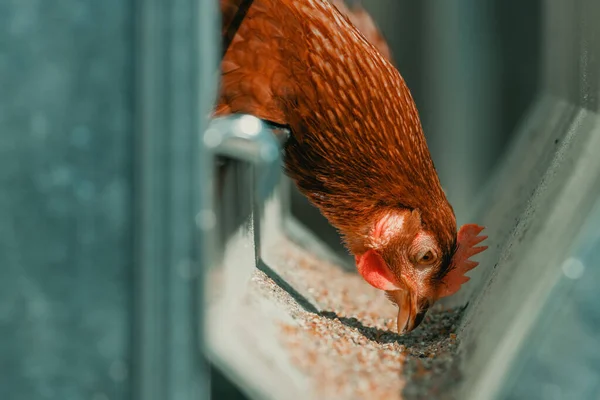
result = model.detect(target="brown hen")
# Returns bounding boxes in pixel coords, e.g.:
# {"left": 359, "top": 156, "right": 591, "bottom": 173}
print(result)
{"left": 215, "top": 0, "right": 487, "bottom": 333}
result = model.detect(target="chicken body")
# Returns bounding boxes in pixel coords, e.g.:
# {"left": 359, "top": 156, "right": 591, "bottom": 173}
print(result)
{"left": 216, "top": 0, "right": 486, "bottom": 333}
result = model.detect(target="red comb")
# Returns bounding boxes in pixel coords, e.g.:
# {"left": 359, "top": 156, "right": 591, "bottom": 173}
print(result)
{"left": 438, "top": 224, "right": 488, "bottom": 299}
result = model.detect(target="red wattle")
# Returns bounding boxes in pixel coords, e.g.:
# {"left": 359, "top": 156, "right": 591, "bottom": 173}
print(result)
{"left": 355, "top": 249, "right": 400, "bottom": 291}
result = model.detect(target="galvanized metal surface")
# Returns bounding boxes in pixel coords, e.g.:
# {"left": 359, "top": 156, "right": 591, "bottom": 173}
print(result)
{"left": 133, "top": 0, "right": 211, "bottom": 399}
{"left": 500, "top": 198, "right": 600, "bottom": 399}
{"left": 0, "top": 0, "right": 213, "bottom": 399}
{"left": 0, "top": 1, "right": 134, "bottom": 399}
{"left": 201, "top": 114, "right": 305, "bottom": 400}
{"left": 201, "top": 115, "right": 282, "bottom": 308}
{"left": 454, "top": 0, "right": 600, "bottom": 399}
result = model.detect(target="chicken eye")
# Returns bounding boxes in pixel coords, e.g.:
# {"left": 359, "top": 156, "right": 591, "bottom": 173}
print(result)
{"left": 417, "top": 250, "right": 437, "bottom": 265}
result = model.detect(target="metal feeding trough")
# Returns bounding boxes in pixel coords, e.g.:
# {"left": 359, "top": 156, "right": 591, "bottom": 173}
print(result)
{"left": 202, "top": 1, "right": 600, "bottom": 399}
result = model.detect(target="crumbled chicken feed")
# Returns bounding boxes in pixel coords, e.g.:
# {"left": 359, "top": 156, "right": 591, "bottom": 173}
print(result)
{"left": 254, "top": 239, "right": 464, "bottom": 400}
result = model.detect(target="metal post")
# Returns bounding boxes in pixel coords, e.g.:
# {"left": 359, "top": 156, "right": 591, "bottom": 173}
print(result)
{"left": 132, "top": 0, "right": 212, "bottom": 399}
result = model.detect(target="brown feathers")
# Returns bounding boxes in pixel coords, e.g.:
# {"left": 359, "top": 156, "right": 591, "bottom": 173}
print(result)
{"left": 215, "top": 0, "right": 457, "bottom": 257}
{"left": 328, "top": 0, "right": 393, "bottom": 62}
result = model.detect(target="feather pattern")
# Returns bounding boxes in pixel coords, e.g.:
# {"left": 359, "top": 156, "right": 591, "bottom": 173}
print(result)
{"left": 216, "top": 0, "right": 457, "bottom": 260}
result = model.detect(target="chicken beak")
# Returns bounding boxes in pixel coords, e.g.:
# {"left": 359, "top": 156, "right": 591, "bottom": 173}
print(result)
{"left": 388, "top": 289, "right": 430, "bottom": 334}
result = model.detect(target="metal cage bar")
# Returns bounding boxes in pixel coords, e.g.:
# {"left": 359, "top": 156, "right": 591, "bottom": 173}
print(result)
{"left": 132, "top": 0, "right": 215, "bottom": 399}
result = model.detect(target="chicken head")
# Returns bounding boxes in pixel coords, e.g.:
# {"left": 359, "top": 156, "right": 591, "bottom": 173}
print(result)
{"left": 352, "top": 209, "right": 487, "bottom": 334}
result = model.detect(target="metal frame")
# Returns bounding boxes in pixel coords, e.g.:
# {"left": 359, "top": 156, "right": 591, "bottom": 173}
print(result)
{"left": 132, "top": 0, "right": 294, "bottom": 397}
{"left": 200, "top": 115, "right": 284, "bottom": 309}
{"left": 132, "top": 0, "right": 214, "bottom": 398}
{"left": 455, "top": 1, "right": 600, "bottom": 398}
{"left": 200, "top": 114, "right": 305, "bottom": 400}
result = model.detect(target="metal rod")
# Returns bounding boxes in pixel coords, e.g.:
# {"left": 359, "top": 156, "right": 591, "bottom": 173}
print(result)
{"left": 133, "top": 0, "right": 211, "bottom": 399}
